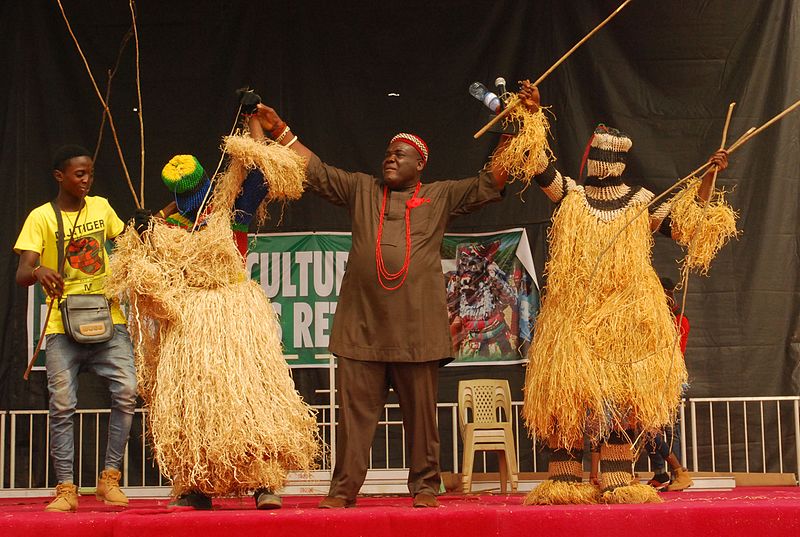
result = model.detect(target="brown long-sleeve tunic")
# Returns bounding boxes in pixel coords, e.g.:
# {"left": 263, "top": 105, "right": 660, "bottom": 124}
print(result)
{"left": 305, "top": 155, "right": 503, "bottom": 363}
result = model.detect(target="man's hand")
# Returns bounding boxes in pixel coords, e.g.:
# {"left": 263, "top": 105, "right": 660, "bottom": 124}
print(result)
{"left": 697, "top": 149, "right": 729, "bottom": 202}
{"left": 518, "top": 80, "right": 540, "bottom": 113}
{"left": 33, "top": 266, "right": 64, "bottom": 299}
{"left": 708, "top": 149, "right": 729, "bottom": 172}
{"left": 254, "top": 103, "right": 286, "bottom": 136}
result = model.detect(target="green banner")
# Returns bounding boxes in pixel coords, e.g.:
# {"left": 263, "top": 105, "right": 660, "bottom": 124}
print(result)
{"left": 27, "top": 231, "right": 539, "bottom": 368}
{"left": 245, "top": 233, "right": 351, "bottom": 367}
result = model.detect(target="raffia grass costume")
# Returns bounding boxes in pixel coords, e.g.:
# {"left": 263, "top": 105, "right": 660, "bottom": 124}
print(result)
{"left": 107, "top": 135, "right": 320, "bottom": 497}
{"left": 520, "top": 125, "right": 736, "bottom": 504}
{"left": 525, "top": 190, "right": 685, "bottom": 446}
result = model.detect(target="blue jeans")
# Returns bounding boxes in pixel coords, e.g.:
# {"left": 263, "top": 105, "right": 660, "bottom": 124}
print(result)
{"left": 647, "top": 424, "right": 682, "bottom": 474}
{"left": 45, "top": 325, "right": 137, "bottom": 483}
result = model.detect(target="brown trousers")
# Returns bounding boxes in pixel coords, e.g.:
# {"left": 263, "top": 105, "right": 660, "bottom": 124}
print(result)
{"left": 327, "top": 357, "right": 441, "bottom": 500}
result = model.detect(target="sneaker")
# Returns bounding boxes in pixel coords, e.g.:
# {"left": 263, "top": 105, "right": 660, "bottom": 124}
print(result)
{"left": 666, "top": 468, "right": 694, "bottom": 492}
{"left": 254, "top": 489, "right": 282, "bottom": 510}
{"left": 45, "top": 482, "right": 78, "bottom": 512}
{"left": 168, "top": 491, "right": 212, "bottom": 510}
{"left": 96, "top": 468, "right": 129, "bottom": 506}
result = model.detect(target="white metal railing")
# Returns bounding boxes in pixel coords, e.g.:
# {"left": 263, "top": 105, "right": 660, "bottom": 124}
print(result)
{"left": 688, "top": 396, "right": 800, "bottom": 476}
{"left": 1, "top": 396, "right": 798, "bottom": 493}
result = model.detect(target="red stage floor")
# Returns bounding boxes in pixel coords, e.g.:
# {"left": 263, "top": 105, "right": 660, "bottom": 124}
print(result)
{"left": 1, "top": 488, "right": 799, "bottom": 537}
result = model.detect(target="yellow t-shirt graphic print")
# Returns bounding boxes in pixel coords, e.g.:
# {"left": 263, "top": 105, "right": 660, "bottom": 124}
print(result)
{"left": 14, "top": 196, "right": 128, "bottom": 334}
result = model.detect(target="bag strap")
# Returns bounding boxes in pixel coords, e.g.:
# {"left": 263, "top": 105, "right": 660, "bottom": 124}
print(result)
{"left": 50, "top": 200, "right": 84, "bottom": 286}
{"left": 50, "top": 201, "right": 66, "bottom": 278}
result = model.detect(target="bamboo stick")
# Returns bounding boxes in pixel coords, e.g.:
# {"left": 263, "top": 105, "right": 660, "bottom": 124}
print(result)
{"left": 474, "top": 0, "right": 634, "bottom": 139}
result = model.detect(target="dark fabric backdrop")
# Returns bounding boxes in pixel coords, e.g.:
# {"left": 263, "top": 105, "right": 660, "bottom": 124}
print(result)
{"left": 1, "top": 1, "right": 798, "bottom": 418}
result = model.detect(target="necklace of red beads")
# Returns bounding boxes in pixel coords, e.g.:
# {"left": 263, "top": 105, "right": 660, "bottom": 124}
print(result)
{"left": 375, "top": 182, "right": 429, "bottom": 291}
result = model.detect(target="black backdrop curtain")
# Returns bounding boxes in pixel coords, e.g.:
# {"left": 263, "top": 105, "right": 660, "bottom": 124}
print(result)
{"left": 1, "top": 1, "right": 798, "bottom": 417}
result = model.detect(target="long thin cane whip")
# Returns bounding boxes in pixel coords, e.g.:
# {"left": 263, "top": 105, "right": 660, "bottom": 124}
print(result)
{"left": 56, "top": 0, "right": 141, "bottom": 209}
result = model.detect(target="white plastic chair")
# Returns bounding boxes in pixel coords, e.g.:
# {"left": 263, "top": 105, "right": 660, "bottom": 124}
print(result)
{"left": 458, "top": 379, "right": 519, "bottom": 493}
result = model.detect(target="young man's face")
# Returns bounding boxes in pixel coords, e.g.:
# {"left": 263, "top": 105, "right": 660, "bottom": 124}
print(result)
{"left": 55, "top": 156, "right": 94, "bottom": 199}
{"left": 382, "top": 141, "right": 423, "bottom": 190}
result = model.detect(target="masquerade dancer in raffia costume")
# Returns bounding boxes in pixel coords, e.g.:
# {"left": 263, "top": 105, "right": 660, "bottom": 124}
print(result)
{"left": 512, "top": 84, "right": 736, "bottom": 504}
{"left": 107, "top": 132, "right": 320, "bottom": 504}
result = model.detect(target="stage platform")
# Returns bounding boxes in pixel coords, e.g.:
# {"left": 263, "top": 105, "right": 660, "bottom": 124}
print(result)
{"left": 1, "top": 488, "right": 799, "bottom": 537}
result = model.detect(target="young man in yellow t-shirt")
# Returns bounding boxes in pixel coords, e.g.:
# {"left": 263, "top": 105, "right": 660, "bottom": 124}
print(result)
{"left": 14, "top": 145, "right": 137, "bottom": 512}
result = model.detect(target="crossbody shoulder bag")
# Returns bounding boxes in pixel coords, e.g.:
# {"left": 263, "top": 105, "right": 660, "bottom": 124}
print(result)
{"left": 51, "top": 200, "right": 114, "bottom": 344}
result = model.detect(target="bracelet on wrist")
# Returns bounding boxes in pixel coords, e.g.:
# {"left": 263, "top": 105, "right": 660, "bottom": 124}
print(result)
{"left": 32, "top": 265, "right": 42, "bottom": 279}
{"left": 274, "top": 126, "right": 291, "bottom": 144}
{"left": 270, "top": 121, "right": 288, "bottom": 139}
{"left": 285, "top": 135, "right": 299, "bottom": 148}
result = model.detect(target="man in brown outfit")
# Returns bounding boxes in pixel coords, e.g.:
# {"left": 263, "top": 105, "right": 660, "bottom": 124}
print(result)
{"left": 250, "top": 87, "right": 538, "bottom": 508}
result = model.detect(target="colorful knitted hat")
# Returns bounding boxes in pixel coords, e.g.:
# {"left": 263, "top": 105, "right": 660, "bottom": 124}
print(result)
{"left": 162, "top": 155, "right": 205, "bottom": 193}
{"left": 161, "top": 155, "right": 211, "bottom": 220}
{"left": 390, "top": 133, "right": 429, "bottom": 165}
{"left": 580, "top": 124, "right": 632, "bottom": 179}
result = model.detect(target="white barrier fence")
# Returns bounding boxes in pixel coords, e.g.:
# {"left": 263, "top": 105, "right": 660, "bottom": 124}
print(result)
{"left": 1, "top": 396, "right": 798, "bottom": 495}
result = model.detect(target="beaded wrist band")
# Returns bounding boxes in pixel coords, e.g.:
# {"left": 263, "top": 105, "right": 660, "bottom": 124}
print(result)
{"left": 274, "top": 126, "right": 291, "bottom": 144}
{"left": 270, "top": 122, "right": 288, "bottom": 140}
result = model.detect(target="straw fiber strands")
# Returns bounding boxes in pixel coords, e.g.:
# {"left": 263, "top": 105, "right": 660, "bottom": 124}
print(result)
{"left": 669, "top": 179, "right": 738, "bottom": 275}
{"left": 491, "top": 106, "right": 554, "bottom": 184}
{"left": 214, "top": 134, "right": 306, "bottom": 227}
{"left": 522, "top": 188, "right": 686, "bottom": 449}
{"left": 107, "top": 142, "right": 319, "bottom": 496}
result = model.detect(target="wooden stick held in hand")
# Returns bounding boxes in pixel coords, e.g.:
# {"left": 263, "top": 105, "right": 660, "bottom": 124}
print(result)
{"left": 726, "top": 97, "right": 800, "bottom": 154}
{"left": 24, "top": 301, "right": 54, "bottom": 380}
{"left": 474, "top": 0, "right": 635, "bottom": 139}
{"left": 705, "top": 102, "right": 737, "bottom": 197}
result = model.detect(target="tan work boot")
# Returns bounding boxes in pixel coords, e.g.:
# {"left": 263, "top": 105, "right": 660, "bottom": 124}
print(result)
{"left": 45, "top": 482, "right": 78, "bottom": 512}
{"left": 96, "top": 468, "right": 129, "bottom": 506}
{"left": 666, "top": 467, "right": 694, "bottom": 492}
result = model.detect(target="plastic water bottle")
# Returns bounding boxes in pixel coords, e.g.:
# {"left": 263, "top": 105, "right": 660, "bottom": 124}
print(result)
{"left": 468, "top": 82, "right": 502, "bottom": 113}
